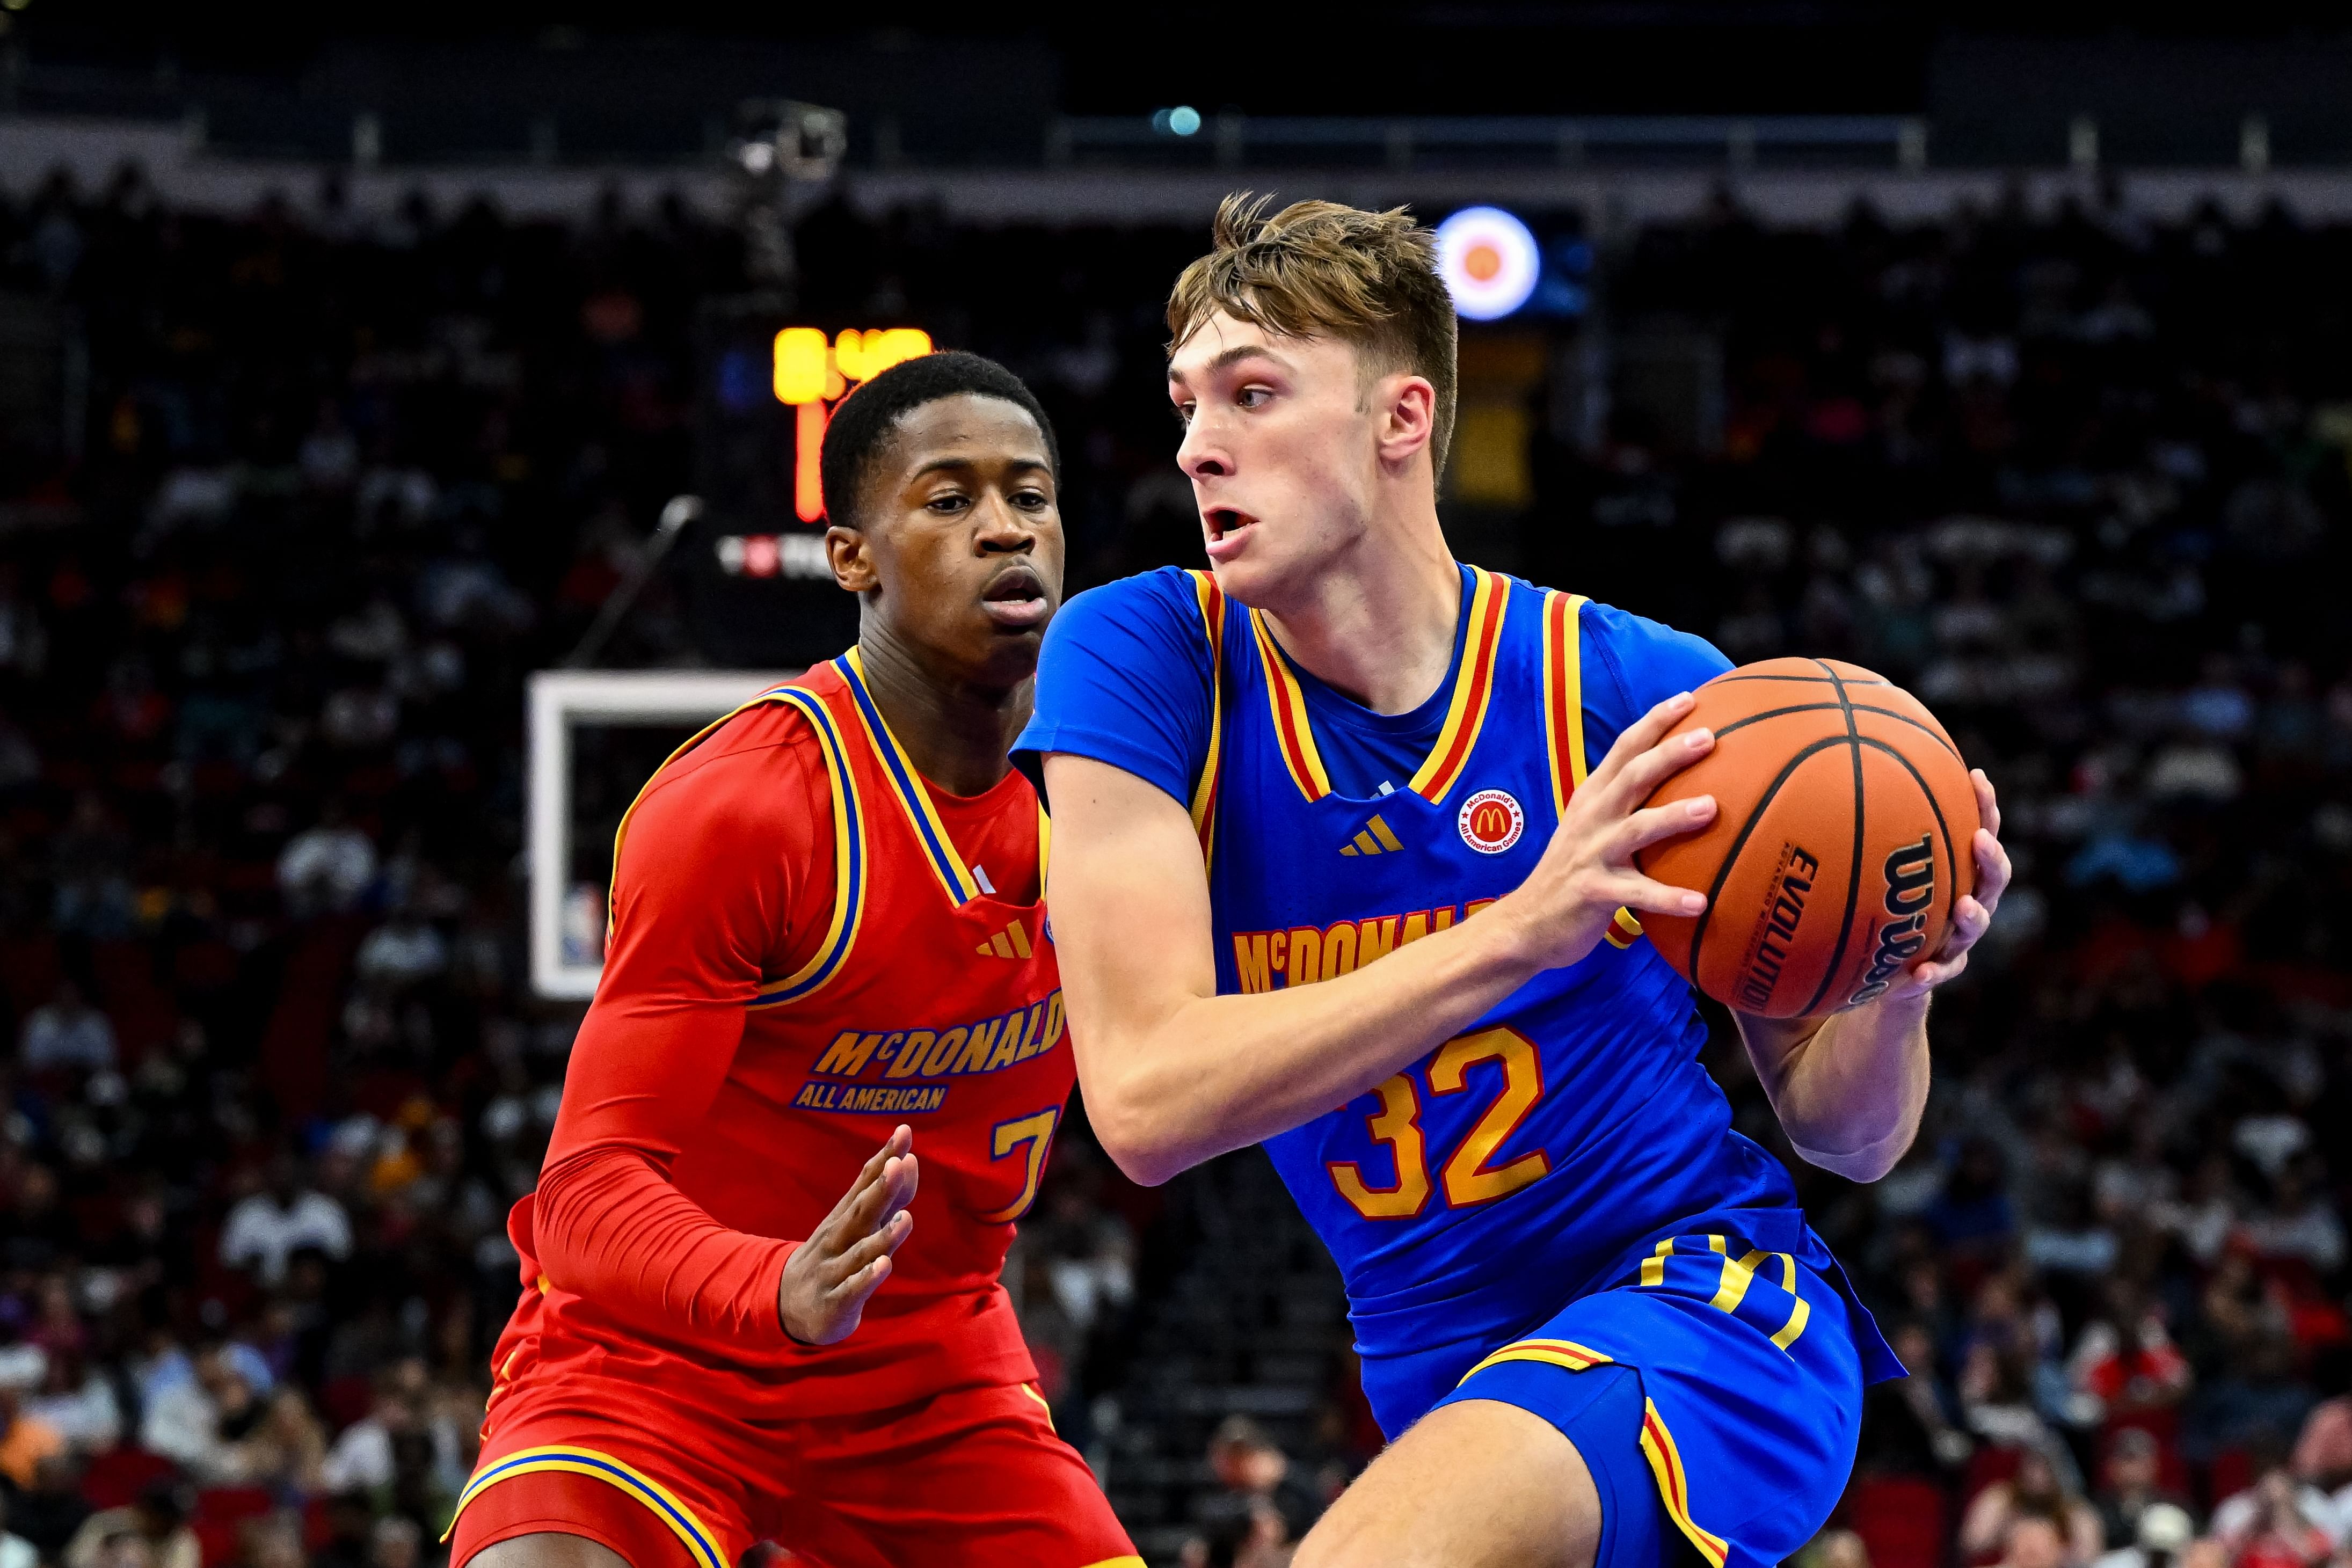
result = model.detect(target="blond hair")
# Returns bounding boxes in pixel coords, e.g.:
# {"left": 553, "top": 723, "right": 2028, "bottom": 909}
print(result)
{"left": 1168, "top": 193, "right": 1459, "bottom": 475}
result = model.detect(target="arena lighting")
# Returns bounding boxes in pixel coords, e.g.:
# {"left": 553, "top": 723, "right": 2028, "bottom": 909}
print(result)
{"left": 1435, "top": 206, "right": 1541, "bottom": 322}
{"left": 771, "top": 327, "right": 935, "bottom": 521}
{"left": 1151, "top": 106, "right": 1203, "bottom": 136}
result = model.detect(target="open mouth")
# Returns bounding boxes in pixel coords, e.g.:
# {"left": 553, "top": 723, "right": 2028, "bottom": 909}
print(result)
{"left": 979, "top": 564, "right": 1051, "bottom": 629}
{"left": 1203, "top": 506, "right": 1257, "bottom": 560}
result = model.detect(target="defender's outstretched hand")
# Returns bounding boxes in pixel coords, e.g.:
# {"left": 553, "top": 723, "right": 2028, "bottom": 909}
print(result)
{"left": 780, "top": 1124, "right": 919, "bottom": 1345}
{"left": 1499, "top": 691, "right": 1719, "bottom": 972}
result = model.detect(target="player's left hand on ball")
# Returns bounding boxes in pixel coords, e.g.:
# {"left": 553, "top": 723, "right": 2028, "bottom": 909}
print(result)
{"left": 780, "top": 1123, "right": 919, "bottom": 1346}
{"left": 1878, "top": 769, "right": 2011, "bottom": 1004}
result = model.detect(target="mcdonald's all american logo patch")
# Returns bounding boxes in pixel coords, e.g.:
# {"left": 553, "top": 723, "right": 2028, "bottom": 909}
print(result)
{"left": 1457, "top": 789, "right": 1524, "bottom": 854}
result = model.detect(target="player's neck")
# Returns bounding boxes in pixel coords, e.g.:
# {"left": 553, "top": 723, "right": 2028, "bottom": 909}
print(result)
{"left": 854, "top": 629, "right": 1030, "bottom": 798}
{"left": 1260, "top": 498, "right": 1459, "bottom": 716}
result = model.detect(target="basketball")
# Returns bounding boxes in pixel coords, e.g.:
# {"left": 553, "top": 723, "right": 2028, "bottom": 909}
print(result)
{"left": 1634, "top": 659, "right": 1980, "bottom": 1019}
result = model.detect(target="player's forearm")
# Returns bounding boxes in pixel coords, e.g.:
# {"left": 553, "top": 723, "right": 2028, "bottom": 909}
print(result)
{"left": 1073, "top": 906, "right": 1546, "bottom": 1186}
{"left": 534, "top": 1145, "right": 795, "bottom": 1341}
{"left": 1737, "top": 996, "right": 1930, "bottom": 1183}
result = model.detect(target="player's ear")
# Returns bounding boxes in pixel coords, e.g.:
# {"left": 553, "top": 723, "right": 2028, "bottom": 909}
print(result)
{"left": 1373, "top": 373, "right": 1437, "bottom": 470}
{"left": 827, "top": 524, "right": 878, "bottom": 595}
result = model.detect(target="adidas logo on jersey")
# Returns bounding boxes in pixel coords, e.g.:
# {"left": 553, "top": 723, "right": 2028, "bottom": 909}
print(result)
{"left": 1338, "top": 814, "right": 1406, "bottom": 858}
{"left": 975, "top": 920, "right": 1035, "bottom": 959}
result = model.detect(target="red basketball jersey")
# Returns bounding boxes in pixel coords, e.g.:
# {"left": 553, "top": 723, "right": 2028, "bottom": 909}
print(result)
{"left": 489, "top": 650, "right": 1069, "bottom": 1423}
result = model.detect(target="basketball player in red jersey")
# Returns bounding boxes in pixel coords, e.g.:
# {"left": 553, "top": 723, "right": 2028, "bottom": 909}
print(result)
{"left": 448, "top": 353, "right": 1140, "bottom": 1568}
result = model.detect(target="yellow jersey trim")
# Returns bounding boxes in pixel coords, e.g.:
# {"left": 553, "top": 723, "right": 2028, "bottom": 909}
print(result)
{"left": 1407, "top": 566, "right": 1508, "bottom": 804}
{"left": 749, "top": 687, "right": 865, "bottom": 1007}
{"left": 1250, "top": 610, "right": 1334, "bottom": 802}
{"left": 1640, "top": 1398, "right": 1732, "bottom": 1568}
{"left": 443, "top": 1446, "right": 729, "bottom": 1568}
{"left": 1455, "top": 1336, "right": 1616, "bottom": 1383}
{"left": 1185, "top": 570, "right": 1227, "bottom": 861}
{"left": 1542, "top": 590, "right": 1590, "bottom": 811}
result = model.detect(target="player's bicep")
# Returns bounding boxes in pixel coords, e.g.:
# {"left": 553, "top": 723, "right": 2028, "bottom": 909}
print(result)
{"left": 556, "top": 757, "right": 803, "bottom": 1156}
{"left": 1582, "top": 602, "right": 1733, "bottom": 762}
{"left": 1041, "top": 753, "right": 1218, "bottom": 1055}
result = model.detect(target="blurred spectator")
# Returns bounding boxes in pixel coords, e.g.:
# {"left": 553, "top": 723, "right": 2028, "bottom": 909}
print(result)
{"left": 2088, "top": 1503, "right": 2195, "bottom": 1568}
{"left": 2000, "top": 1515, "right": 2073, "bottom": 1568}
{"left": 1798, "top": 1531, "right": 1874, "bottom": 1568}
{"left": 49, "top": 793, "right": 134, "bottom": 938}
{"left": 2290, "top": 1396, "right": 2352, "bottom": 1519}
{"left": 353, "top": 908, "right": 449, "bottom": 990}
{"left": 18, "top": 980, "right": 117, "bottom": 1074}
{"left": 223, "top": 1388, "right": 328, "bottom": 1496}
{"left": 11, "top": 1453, "right": 92, "bottom": 1557}
{"left": 275, "top": 803, "right": 378, "bottom": 917}
{"left": 2210, "top": 1469, "right": 2333, "bottom": 1568}
{"left": 219, "top": 1155, "right": 354, "bottom": 1287}
{"left": 2070, "top": 1295, "right": 2193, "bottom": 1433}
{"left": 1202, "top": 1415, "right": 1324, "bottom": 1551}
{"left": 138, "top": 1344, "right": 257, "bottom": 1477}
{"left": 370, "top": 1517, "right": 423, "bottom": 1568}
{"left": 61, "top": 1481, "right": 199, "bottom": 1568}
{"left": 1960, "top": 1445, "right": 2105, "bottom": 1564}
{"left": 29, "top": 1347, "right": 125, "bottom": 1452}
{"left": 0, "top": 1355, "right": 62, "bottom": 1491}
{"left": 309, "top": 1494, "right": 375, "bottom": 1568}
{"left": 0, "top": 1491, "right": 33, "bottom": 1568}
{"left": 1179, "top": 1498, "right": 1288, "bottom": 1568}
{"left": 2095, "top": 1430, "right": 2190, "bottom": 1551}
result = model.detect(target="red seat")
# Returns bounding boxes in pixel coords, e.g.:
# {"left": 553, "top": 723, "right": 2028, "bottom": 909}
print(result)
{"left": 0, "top": 934, "right": 60, "bottom": 1017}
{"left": 194, "top": 1485, "right": 273, "bottom": 1521}
{"left": 321, "top": 1374, "right": 375, "bottom": 1432}
{"left": 1846, "top": 1476, "right": 1949, "bottom": 1568}
{"left": 192, "top": 1517, "right": 241, "bottom": 1568}
{"left": 1962, "top": 1442, "right": 2022, "bottom": 1505}
{"left": 79, "top": 1444, "right": 177, "bottom": 1509}
{"left": 2205, "top": 1447, "right": 2254, "bottom": 1512}
{"left": 303, "top": 1495, "right": 335, "bottom": 1551}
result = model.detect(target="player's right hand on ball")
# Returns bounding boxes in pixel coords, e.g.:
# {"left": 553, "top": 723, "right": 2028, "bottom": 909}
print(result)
{"left": 780, "top": 1123, "right": 919, "bottom": 1346}
{"left": 1502, "top": 690, "right": 1716, "bottom": 972}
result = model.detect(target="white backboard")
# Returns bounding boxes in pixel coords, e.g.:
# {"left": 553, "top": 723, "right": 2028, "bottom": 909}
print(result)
{"left": 527, "top": 669, "right": 794, "bottom": 1000}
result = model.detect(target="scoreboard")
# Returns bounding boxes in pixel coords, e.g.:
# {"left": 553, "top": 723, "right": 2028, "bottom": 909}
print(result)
{"left": 682, "top": 296, "right": 932, "bottom": 666}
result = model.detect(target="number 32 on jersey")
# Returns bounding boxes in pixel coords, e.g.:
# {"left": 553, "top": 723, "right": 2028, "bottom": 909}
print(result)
{"left": 1328, "top": 1027, "right": 1549, "bottom": 1219}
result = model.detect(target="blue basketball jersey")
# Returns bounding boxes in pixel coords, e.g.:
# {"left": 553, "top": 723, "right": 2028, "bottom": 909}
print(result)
{"left": 1021, "top": 563, "right": 1898, "bottom": 1435}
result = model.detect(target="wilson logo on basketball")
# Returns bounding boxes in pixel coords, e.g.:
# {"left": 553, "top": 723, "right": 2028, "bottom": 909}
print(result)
{"left": 1457, "top": 789, "right": 1524, "bottom": 854}
{"left": 1848, "top": 835, "right": 1937, "bottom": 1006}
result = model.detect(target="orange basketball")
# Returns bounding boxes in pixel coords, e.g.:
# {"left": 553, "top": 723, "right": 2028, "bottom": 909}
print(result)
{"left": 1633, "top": 658, "right": 1980, "bottom": 1019}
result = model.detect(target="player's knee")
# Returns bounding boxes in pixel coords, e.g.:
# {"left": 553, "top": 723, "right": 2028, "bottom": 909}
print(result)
{"left": 462, "top": 1533, "right": 638, "bottom": 1568}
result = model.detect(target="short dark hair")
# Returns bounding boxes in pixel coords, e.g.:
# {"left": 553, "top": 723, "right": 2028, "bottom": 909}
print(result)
{"left": 818, "top": 349, "right": 1059, "bottom": 529}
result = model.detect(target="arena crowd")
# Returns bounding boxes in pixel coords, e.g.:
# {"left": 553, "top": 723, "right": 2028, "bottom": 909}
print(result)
{"left": 0, "top": 163, "right": 2343, "bottom": 1568}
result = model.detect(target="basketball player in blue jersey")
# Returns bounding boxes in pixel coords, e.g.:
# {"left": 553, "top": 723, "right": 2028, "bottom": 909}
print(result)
{"left": 1018, "top": 195, "right": 2012, "bottom": 1568}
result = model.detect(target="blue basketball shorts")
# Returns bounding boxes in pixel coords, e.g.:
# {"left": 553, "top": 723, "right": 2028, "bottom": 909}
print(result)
{"left": 1430, "top": 1232, "right": 1867, "bottom": 1568}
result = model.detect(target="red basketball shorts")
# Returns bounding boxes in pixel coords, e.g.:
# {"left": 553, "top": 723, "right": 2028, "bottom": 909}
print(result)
{"left": 446, "top": 1376, "right": 1139, "bottom": 1568}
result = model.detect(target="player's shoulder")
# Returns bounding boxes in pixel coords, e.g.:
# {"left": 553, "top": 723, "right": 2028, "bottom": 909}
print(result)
{"left": 1574, "top": 597, "right": 1731, "bottom": 687}
{"left": 1510, "top": 576, "right": 1730, "bottom": 723}
{"left": 1048, "top": 566, "right": 1217, "bottom": 651}
{"left": 628, "top": 696, "right": 831, "bottom": 847}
